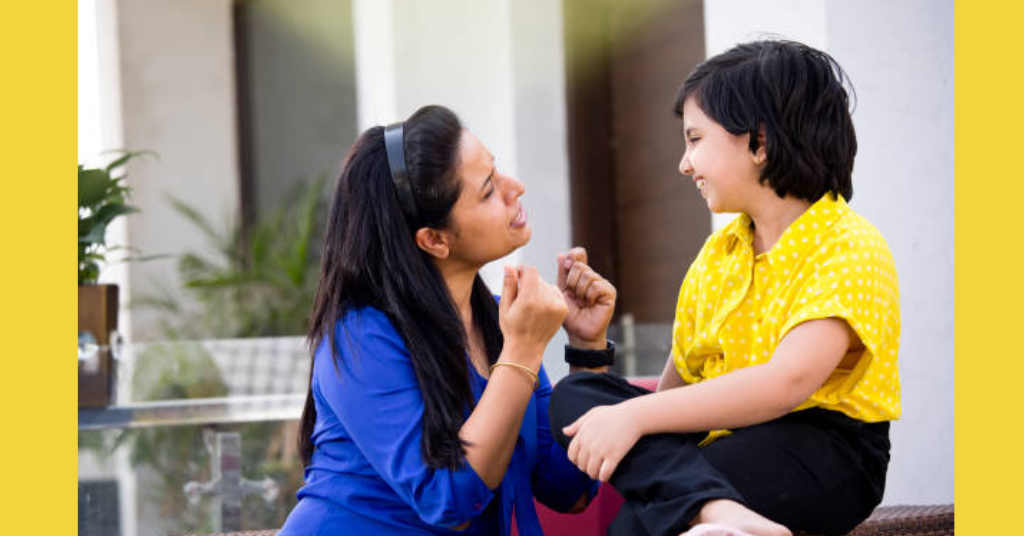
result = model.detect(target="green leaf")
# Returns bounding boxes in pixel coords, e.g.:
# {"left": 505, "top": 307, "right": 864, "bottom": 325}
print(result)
{"left": 166, "top": 196, "right": 223, "bottom": 245}
{"left": 120, "top": 253, "right": 174, "bottom": 263}
{"left": 103, "top": 149, "right": 155, "bottom": 173}
{"left": 79, "top": 262, "right": 100, "bottom": 284}
{"left": 93, "top": 203, "right": 138, "bottom": 226}
{"left": 182, "top": 269, "right": 255, "bottom": 289}
{"left": 78, "top": 215, "right": 95, "bottom": 237}
{"left": 79, "top": 168, "right": 112, "bottom": 208}
{"left": 78, "top": 224, "right": 107, "bottom": 245}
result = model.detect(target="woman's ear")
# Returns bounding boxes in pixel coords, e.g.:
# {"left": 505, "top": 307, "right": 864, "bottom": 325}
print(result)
{"left": 753, "top": 125, "right": 768, "bottom": 165}
{"left": 415, "top": 227, "right": 451, "bottom": 259}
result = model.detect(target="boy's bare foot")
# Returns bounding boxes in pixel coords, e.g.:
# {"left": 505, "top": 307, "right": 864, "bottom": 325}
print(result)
{"left": 682, "top": 499, "right": 791, "bottom": 536}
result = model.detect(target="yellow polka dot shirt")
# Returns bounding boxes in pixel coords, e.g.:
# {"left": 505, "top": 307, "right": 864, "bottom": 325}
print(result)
{"left": 671, "top": 193, "right": 901, "bottom": 436}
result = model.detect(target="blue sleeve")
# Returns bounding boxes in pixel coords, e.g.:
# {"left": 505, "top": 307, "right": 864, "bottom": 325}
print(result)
{"left": 314, "top": 308, "right": 495, "bottom": 527}
{"left": 529, "top": 366, "right": 600, "bottom": 512}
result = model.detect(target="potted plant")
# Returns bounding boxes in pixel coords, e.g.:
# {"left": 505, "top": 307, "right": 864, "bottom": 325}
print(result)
{"left": 78, "top": 150, "right": 150, "bottom": 407}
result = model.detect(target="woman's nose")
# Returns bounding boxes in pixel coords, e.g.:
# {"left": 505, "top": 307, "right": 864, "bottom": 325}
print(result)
{"left": 504, "top": 174, "right": 525, "bottom": 202}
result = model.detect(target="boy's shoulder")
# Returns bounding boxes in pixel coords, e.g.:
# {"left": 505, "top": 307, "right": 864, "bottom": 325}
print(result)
{"left": 828, "top": 202, "right": 893, "bottom": 255}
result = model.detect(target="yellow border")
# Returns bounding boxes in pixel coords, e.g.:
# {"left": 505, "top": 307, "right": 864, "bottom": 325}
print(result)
{"left": 0, "top": 1, "right": 76, "bottom": 533}
{"left": 0, "top": 0, "right": 1004, "bottom": 532}
{"left": 957, "top": 1, "right": 1023, "bottom": 533}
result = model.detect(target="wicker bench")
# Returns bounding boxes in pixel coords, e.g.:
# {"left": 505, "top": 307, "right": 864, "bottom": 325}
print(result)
{"left": 183, "top": 504, "right": 953, "bottom": 536}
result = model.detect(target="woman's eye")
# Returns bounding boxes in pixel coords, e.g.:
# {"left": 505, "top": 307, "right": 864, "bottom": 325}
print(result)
{"left": 483, "top": 187, "right": 495, "bottom": 199}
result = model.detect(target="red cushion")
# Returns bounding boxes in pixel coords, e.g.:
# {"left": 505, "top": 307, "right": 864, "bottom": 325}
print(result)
{"left": 511, "top": 376, "right": 658, "bottom": 535}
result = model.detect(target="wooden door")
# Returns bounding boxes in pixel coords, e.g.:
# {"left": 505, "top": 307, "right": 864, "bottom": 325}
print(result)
{"left": 563, "top": 0, "right": 709, "bottom": 374}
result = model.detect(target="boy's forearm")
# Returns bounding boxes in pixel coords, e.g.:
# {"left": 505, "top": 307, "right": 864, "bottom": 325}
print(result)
{"left": 566, "top": 335, "right": 610, "bottom": 374}
{"left": 629, "top": 363, "right": 798, "bottom": 435}
{"left": 657, "top": 355, "right": 685, "bottom": 391}
{"left": 634, "top": 319, "right": 852, "bottom": 434}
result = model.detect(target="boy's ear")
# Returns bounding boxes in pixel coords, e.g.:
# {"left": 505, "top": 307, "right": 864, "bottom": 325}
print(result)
{"left": 415, "top": 227, "right": 451, "bottom": 259}
{"left": 753, "top": 125, "right": 768, "bottom": 165}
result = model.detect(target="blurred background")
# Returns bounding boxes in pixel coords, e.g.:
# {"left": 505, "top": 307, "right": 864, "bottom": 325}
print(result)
{"left": 78, "top": 0, "right": 952, "bottom": 534}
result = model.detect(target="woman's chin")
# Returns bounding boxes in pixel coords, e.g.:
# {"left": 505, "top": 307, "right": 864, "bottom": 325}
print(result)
{"left": 514, "top": 224, "right": 532, "bottom": 245}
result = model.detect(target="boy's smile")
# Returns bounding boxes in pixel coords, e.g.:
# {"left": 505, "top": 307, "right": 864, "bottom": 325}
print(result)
{"left": 679, "top": 96, "right": 766, "bottom": 214}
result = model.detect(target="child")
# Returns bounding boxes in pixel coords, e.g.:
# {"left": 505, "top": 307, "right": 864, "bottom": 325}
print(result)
{"left": 550, "top": 40, "right": 900, "bottom": 536}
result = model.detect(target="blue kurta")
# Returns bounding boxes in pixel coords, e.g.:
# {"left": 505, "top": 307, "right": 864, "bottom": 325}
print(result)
{"left": 278, "top": 306, "right": 596, "bottom": 536}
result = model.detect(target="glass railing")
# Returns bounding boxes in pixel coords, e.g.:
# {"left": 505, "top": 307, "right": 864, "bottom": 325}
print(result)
{"left": 78, "top": 337, "right": 309, "bottom": 536}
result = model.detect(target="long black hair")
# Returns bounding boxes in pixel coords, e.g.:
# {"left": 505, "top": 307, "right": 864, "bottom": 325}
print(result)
{"left": 298, "top": 105, "right": 505, "bottom": 470}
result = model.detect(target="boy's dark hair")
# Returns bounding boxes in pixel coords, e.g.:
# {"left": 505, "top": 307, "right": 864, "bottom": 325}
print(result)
{"left": 674, "top": 39, "right": 857, "bottom": 202}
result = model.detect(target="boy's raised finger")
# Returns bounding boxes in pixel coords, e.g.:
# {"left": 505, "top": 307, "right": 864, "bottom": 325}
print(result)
{"left": 567, "top": 246, "right": 588, "bottom": 265}
{"left": 557, "top": 253, "right": 569, "bottom": 290}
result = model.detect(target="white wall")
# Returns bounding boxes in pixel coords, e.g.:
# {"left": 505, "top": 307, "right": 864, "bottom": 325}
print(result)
{"left": 703, "top": 0, "right": 954, "bottom": 505}
{"left": 353, "top": 0, "right": 574, "bottom": 378}
{"left": 827, "top": 0, "right": 954, "bottom": 505}
{"left": 117, "top": 0, "right": 242, "bottom": 341}
{"left": 242, "top": 0, "right": 358, "bottom": 214}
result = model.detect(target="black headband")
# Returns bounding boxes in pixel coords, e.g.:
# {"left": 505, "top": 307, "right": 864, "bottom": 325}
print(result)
{"left": 384, "top": 122, "right": 420, "bottom": 226}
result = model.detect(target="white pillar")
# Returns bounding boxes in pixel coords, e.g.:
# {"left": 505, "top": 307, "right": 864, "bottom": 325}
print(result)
{"left": 351, "top": 0, "right": 573, "bottom": 378}
{"left": 116, "top": 0, "right": 242, "bottom": 341}
{"left": 827, "top": 0, "right": 954, "bottom": 506}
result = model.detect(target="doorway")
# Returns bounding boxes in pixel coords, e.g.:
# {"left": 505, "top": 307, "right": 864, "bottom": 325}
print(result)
{"left": 563, "top": 0, "right": 709, "bottom": 375}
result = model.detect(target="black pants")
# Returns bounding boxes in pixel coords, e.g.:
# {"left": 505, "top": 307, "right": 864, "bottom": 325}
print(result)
{"left": 549, "top": 372, "right": 890, "bottom": 536}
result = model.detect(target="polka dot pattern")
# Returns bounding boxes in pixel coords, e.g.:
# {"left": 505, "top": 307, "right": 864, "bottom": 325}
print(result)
{"left": 670, "top": 194, "right": 901, "bottom": 423}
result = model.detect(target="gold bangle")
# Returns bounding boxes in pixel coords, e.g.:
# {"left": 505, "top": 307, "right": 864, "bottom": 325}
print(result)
{"left": 489, "top": 361, "right": 539, "bottom": 391}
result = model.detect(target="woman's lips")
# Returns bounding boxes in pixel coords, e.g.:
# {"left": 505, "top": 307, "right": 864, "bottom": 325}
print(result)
{"left": 510, "top": 206, "right": 527, "bottom": 228}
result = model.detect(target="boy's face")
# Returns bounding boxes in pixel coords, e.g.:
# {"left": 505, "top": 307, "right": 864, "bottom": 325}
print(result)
{"left": 678, "top": 96, "right": 767, "bottom": 214}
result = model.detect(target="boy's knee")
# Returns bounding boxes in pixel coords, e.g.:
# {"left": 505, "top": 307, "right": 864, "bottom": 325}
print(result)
{"left": 550, "top": 372, "right": 637, "bottom": 431}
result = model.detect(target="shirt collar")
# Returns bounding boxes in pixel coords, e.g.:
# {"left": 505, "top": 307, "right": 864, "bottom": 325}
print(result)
{"left": 724, "top": 192, "right": 849, "bottom": 262}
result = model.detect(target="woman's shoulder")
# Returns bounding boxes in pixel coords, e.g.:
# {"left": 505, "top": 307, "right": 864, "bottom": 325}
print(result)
{"left": 313, "top": 304, "right": 413, "bottom": 380}
{"left": 315, "top": 305, "right": 406, "bottom": 360}
{"left": 336, "top": 304, "right": 400, "bottom": 336}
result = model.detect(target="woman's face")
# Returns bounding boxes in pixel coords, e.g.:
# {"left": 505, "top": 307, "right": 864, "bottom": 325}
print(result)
{"left": 678, "top": 96, "right": 766, "bottom": 214}
{"left": 443, "top": 129, "right": 530, "bottom": 266}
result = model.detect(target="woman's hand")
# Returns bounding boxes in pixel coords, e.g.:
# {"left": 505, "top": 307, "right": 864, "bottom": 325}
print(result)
{"left": 499, "top": 265, "right": 569, "bottom": 369}
{"left": 562, "top": 401, "right": 642, "bottom": 482}
{"left": 557, "top": 247, "right": 616, "bottom": 348}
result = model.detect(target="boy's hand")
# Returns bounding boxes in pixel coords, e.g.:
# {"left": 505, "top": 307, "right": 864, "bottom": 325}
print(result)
{"left": 562, "top": 401, "right": 641, "bottom": 482}
{"left": 557, "top": 247, "right": 616, "bottom": 348}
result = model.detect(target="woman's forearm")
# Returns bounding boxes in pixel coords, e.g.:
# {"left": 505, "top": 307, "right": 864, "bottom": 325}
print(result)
{"left": 459, "top": 343, "right": 539, "bottom": 489}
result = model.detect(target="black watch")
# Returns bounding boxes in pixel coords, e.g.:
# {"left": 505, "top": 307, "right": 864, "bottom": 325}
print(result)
{"left": 564, "top": 340, "right": 616, "bottom": 367}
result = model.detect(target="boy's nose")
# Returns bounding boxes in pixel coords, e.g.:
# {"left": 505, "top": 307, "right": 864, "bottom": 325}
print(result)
{"left": 679, "top": 154, "right": 693, "bottom": 176}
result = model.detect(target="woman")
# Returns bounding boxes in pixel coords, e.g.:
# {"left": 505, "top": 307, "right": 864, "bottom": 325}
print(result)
{"left": 278, "top": 105, "right": 612, "bottom": 535}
